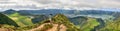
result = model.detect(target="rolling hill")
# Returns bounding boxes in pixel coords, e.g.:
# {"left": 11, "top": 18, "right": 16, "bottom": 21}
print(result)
{"left": 0, "top": 13, "right": 19, "bottom": 27}
{"left": 8, "top": 12, "right": 34, "bottom": 27}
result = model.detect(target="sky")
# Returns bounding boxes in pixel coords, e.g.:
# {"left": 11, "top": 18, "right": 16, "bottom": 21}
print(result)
{"left": 0, "top": 0, "right": 120, "bottom": 11}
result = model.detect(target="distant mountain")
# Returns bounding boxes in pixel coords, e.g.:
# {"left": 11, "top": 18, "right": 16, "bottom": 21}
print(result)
{"left": 17, "top": 9, "right": 74, "bottom": 16}
{"left": 2, "top": 9, "right": 16, "bottom": 15}
{"left": 2, "top": 9, "right": 120, "bottom": 21}
{"left": 78, "top": 10, "right": 115, "bottom": 15}
{"left": 0, "top": 13, "right": 19, "bottom": 27}
{"left": 17, "top": 9, "right": 118, "bottom": 17}
{"left": 2, "top": 9, "right": 118, "bottom": 16}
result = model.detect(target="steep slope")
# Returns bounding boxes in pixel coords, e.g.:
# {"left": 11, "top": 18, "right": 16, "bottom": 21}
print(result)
{"left": 0, "top": 13, "right": 19, "bottom": 27}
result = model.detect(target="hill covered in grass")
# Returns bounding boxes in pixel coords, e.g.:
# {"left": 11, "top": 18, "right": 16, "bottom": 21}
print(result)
{"left": 8, "top": 12, "right": 33, "bottom": 27}
{"left": 69, "top": 16, "right": 100, "bottom": 31}
{"left": 99, "top": 17, "right": 120, "bottom": 31}
{"left": 0, "top": 13, "right": 19, "bottom": 27}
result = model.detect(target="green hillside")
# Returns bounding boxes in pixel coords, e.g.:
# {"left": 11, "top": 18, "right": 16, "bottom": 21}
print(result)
{"left": 8, "top": 12, "right": 33, "bottom": 27}
{"left": 69, "top": 16, "right": 100, "bottom": 31}
{"left": 100, "top": 17, "right": 120, "bottom": 31}
{"left": 80, "top": 18, "right": 99, "bottom": 31}
{"left": 0, "top": 13, "right": 19, "bottom": 27}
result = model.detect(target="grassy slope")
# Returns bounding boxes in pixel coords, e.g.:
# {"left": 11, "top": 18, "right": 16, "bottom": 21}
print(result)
{"left": 81, "top": 18, "right": 99, "bottom": 31}
{"left": 69, "top": 16, "right": 100, "bottom": 31}
{"left": 100, "top": 17, "right": 120, "bottom": 31}
{"left": 8, "top": 12, "right": 33, "bottom": 27}
{"left": 0, "top": 13, "right": 19, "bottom": 27}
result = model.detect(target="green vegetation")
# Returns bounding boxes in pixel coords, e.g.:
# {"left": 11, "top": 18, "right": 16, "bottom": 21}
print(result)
{"left": 0, "top": 13, "right": 36, "bottom": 31}
{"left": 99, "top": 17, "right": 120, "bottom": 31}
{"left": 0, "top": 13, "right": 19, "bottom": 27}
{"left": 69, "top": 16, "right": 100, "bottom": 31}
{"left": 8, "top": 12, "right": 33, "bottom": 27}
{"left": 80, "top": 18, "right": 99, "bottom": 31}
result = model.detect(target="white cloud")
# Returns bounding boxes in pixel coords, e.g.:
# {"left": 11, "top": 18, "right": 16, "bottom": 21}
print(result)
{"left": 0, "top": 0, "right": 120, "bottom": 10}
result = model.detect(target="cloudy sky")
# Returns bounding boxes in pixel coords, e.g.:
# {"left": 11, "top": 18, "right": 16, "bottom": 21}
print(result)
{"left": 0, "top": 0, "right": 120, "bottom": 11}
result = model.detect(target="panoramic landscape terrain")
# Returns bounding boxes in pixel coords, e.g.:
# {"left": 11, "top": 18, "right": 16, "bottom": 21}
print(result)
{"left": 0, "top": 9, "right": 120, "bottom": 31}
{"left": 0, "top": 0, "right": 120, "bottom": 31}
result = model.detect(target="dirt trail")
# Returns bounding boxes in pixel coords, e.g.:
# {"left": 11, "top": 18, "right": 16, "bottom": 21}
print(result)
{"left": 46, "top": 24, "right": 58, "bottom": 31}
{"left": 29, "top": 23, "right": 67, "bottom": 31}
{"left": 0, "top": 28, "right": 6, "bottom": 31}
{"left": 29, "top": 23, "right": 50, "bottom": 31}
{"left": 0, "top": 28, "right": 13, "bottom": 31}
{"left": 59, "top": 24, "right": 67, "bottom": 31}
